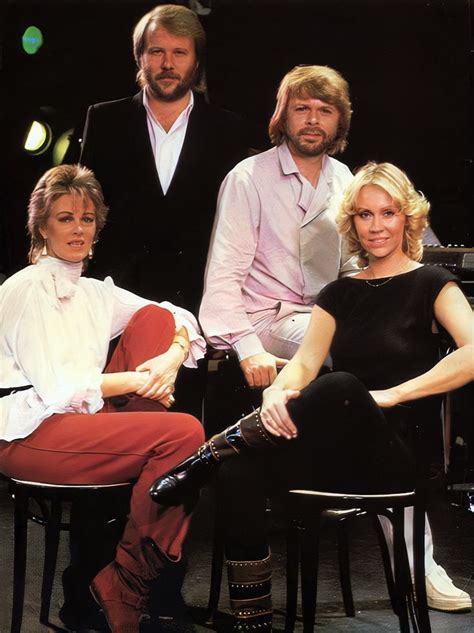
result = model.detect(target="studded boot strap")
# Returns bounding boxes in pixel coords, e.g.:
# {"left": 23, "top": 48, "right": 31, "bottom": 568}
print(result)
{"left": 227, "top": 552, "right": 273, "bottom": 630}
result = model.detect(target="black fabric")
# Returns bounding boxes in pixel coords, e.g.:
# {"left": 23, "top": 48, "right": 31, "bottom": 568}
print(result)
{"left": 220, "top": 267, "right": 460, "bottom": 561}
{"left": 220, "top": 372, "right": 417, "bottom": 560}
{"left": 315, "top": 266, "right": 459, "bottom": 391}
{"left": 80, "top": 91, "right": 249, "bottom": 313}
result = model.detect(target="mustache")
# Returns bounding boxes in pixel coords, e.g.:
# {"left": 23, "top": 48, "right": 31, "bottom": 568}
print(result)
{"left": 154, "top": 72, "right": 181, "bottom": 81}
{"left": 298, "top": 127, "right": 327, "bottom": 138}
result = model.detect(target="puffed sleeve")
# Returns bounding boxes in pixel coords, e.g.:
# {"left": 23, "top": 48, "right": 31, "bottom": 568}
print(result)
{"left": 105, "top": 278, "right": 206, "bottom": 367}
{"left": 0, "top": 275, "right": 104, "bottom": 440}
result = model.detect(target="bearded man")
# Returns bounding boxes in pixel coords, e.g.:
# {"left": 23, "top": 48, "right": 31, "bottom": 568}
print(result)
{"left": 200, "top": 64, "right": 355, "bottom": 388}
{"left": 80, "top": 4, "right": 248, "bottom": 312}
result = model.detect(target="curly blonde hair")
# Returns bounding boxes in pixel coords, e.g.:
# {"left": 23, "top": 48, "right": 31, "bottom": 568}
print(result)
{"left": 337, "top": 162, "right": 430, "bottom": 267}
{"left": 268, "top": 65, "right": 352, "bottom": 154}
{"left": 27, "top": 164, "right": 109, "bottom": 264}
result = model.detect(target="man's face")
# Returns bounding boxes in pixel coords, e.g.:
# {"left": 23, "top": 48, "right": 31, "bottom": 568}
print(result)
{"left": 285, "top": 96, "right": 340, "bottom": 158}
{"left": 140, "top": 25, "right": 198, "bottom": 102}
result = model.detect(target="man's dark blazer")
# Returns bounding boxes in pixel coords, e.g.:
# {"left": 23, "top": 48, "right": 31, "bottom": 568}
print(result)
{"left": 80, "top": 90, "right": 249, "bottom": 312}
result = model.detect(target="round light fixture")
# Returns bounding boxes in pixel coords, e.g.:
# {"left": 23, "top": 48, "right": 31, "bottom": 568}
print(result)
{"left": 24, "top": 120, "right": 52, "bottom": 155}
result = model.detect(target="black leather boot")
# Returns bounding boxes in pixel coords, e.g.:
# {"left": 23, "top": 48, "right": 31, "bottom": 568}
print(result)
{"left": 149, "top": 410, "right": 277, "bottom": 505}
{"left": 227, "top": 552, "right": 273, "bottom": 631}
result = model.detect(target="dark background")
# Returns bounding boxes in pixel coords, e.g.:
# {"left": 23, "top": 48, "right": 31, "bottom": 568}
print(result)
{"left": 1, "top": 0, "right": 472, "bottom": 276}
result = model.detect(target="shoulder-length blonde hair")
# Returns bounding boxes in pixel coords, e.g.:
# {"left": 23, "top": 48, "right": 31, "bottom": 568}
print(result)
{"left": 27, "top": 164, "right": 109, "bottom": 264}
{"left": 337, "top": 162, "right": 430, "bottom": 267}
{"left": 268, "top": 65, "right": 352, "bottom": 154}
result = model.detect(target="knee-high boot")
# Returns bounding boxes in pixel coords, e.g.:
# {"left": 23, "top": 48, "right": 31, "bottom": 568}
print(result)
{"left": 227, "top": 552, "right": 273, "bottom": 631}
{"left": 149, "top": 410, "right": 277, "bottom": 506}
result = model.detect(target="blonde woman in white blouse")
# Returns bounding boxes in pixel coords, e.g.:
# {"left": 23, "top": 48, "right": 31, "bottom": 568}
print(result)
{"left": 0, "top": 164, "right": 206, "bottom": 633}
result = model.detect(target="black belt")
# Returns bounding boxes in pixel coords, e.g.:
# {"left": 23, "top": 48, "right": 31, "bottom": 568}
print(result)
{"left": 0, "top": 385, "right": 32, "bottom": 398}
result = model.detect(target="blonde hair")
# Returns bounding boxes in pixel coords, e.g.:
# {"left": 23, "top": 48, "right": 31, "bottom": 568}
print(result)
{"left": 337, "top": 162, "right": 430, "bottom": 267}
{"left": 27, "top": 164, "right": 108, "bottom": 264}
{"left": 268, "top": 65, "right": 352, "bottom": 154}
{"left": 133, "top": 4, "right": 206, "bottom": 93}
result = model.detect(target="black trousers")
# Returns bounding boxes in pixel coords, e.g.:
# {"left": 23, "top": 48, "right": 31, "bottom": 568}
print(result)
{"left": 217, "top": 372, "right": 418, "bottom": 561}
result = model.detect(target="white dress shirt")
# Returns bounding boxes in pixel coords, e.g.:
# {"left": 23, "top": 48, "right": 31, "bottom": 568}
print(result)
{"left": 143, "top": 90, "right": 194, "bottom": 194}
{"left": 0, "top": 256, "right": 206, "bottom": 441}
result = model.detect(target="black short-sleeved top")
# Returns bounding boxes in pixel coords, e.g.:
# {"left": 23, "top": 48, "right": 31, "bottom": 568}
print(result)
{"left": 315, "top": 266, "right": 459, "bottom": 392}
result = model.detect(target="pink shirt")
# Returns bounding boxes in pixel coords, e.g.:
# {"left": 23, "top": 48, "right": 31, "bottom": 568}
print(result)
{"left": 199, "top": 143, "right": 355, "bottom": 360}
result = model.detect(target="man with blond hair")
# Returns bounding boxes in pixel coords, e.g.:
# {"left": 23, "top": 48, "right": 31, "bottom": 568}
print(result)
{"left": 200, "top": 64, "right": 355, "bottom": 388}
{"left": 76, "top": 5, "right": 248, "bottom": 631}
{"left": 199, "top": 65, "right": 470, "bottom": 629}
{"left": 81, "top": 4, "right": 248, "bottom": 312}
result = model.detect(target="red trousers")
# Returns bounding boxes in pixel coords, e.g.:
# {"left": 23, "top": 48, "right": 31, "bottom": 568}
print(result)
{"left": 0, "top": 305, "right": 205, "bottom": 575}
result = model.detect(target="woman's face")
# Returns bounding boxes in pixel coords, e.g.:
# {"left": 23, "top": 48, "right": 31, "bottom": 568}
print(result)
{"left": 39, "top": 193, "right": 96, "bottom": 263}
{"left": 353, "top": 184, "right": 407, "bottom": 261}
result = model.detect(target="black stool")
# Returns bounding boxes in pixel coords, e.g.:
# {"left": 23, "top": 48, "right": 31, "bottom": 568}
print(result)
{"left": 3, "top": 476, "right": 132, "bottom": 633}
{"left": 285, "top": 488, "right": 432, "bottom": 633}
{"left": 204, "top": 493, "right": 372, "bottom": 627}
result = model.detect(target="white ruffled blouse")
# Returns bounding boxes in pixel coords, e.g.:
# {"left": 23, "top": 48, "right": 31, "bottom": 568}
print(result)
{"left": 0, "top": 256, "right": 206, "bottom": 441}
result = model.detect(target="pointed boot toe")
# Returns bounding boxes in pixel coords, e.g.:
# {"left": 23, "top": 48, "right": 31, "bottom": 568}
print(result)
{"left": 149, "top": 445, "right": 217, "bottom": 505}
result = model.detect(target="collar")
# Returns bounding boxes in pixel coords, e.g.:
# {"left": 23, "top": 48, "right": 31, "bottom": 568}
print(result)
{"left": 142, "top": 90, "right": 194, "bottom": 133}
{"left": 277, "top": 141, "right": 333, "bottom": 184}
{"left": 36, "top": 256, "right": 83, "bottom": 299}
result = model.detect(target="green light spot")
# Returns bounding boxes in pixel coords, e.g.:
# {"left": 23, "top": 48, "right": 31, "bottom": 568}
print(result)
{"left": 22, "top": 26, "right": 43, "bottom": 55}
{"left": 53, "top": 129, "right": 74, "bottom": 165}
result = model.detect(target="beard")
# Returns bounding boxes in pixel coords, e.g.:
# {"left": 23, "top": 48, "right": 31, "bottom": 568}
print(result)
{"left": 144, "top": 65, "right": 197, "bottom": 102}
{"left": 287, "top": 126, "right": 336, "bottom": 157}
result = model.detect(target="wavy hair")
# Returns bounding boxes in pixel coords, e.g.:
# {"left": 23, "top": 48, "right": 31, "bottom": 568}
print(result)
{"left": 337, "top": 162, "right": 430, "bottom": 266}
{"left": 27, "top": 164, "right": 108, "bottom": 264}
{"left": 268, "top": 65, "right": 352, "bottom": 154}
{"left": 133, "top": 4, "right": 206, "bottom": 93}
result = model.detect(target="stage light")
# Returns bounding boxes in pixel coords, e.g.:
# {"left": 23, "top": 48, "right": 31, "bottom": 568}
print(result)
{"left": 53, "top": 129, "right": 74, "bottom": 165}
{"left": 24, "top": 120, "right": 52, "bottom": 155}
{"left": 22, "top": 26, "right": 43, "bottom": 55}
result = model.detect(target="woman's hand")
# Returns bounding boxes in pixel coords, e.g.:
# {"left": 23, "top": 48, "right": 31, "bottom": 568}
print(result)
{"left": 134, "top": 346, "right": 184, "bottom": 401}
{"left": 369, "top": 388, "right": 400, "bottom": 408}
{"left": 260, "top": 387, "right": 300, "bottom": 439}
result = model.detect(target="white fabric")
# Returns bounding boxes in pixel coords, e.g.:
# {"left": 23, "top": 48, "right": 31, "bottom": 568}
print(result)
{"left": 378, "top": 508, "right": 436, "bottom": 576}
{"left": 0, "top": 256, "right": 206, "bottom": 442}
{"left": 251, "top": 308, "right": 312, "bottom": 360}
{"left": 143, "top": 90, "right": 194, "bottom": 195}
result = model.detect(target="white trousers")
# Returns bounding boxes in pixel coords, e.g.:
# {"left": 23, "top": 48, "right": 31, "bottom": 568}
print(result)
{"left": 253, "top": 310, "right": 312, "bottom": 360}
{"left": 378, "top": 508, "right": 436, "bottom": 576}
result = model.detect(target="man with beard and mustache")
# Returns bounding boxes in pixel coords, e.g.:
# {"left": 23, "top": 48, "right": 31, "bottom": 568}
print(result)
{"left": 200, "top": 65, "right": 355, "bottom": 390}
{"left": 80, "top": 4, "right": 248, "bottom": 313}
{"left": 69, "top": 5, "right": 248, "bottom": 632}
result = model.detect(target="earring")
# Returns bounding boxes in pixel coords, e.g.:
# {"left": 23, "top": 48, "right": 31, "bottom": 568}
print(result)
{"left": 41, "top": 240, "right": 48, "bottom": 256}
{"left": 88, "top": 247, "right": 94, "bottom": 260}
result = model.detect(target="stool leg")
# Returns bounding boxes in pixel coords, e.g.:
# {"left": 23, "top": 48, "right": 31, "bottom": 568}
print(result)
{"left": 300, "top": 513, "right": 321, "bottom": 633}
{"left": 39, "top": 498, "right": 62, "bottom": 626}
{"left": 336, "top": 518, "right": 355, "bottom": 617}
{"left": 392, "top": 508, "right": 411, "bottom": 633}
{"left": 413, "top": 501, "right": 431, "bottom": 633}
{"left": 285, "top": 520, "right": 300, "bottom": 633}
{"left": 11, "top": 486, "right": 29, "bottom": 633}
{"left": 205, "top": 507, "right": 225, "bottom": 625}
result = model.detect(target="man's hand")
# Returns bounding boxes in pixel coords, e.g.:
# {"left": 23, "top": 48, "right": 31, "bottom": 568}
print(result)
{"left": 369, "top": 388, "right": 401, "bottom": 408}
{"left": 260, "top": 387, "right": 300, "bottom": 439}
{"left": 240, "top": 352, "right": 288, "bottom": 388}
{"left": 135, "top": 346, "right": 183, "bottom": 400}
